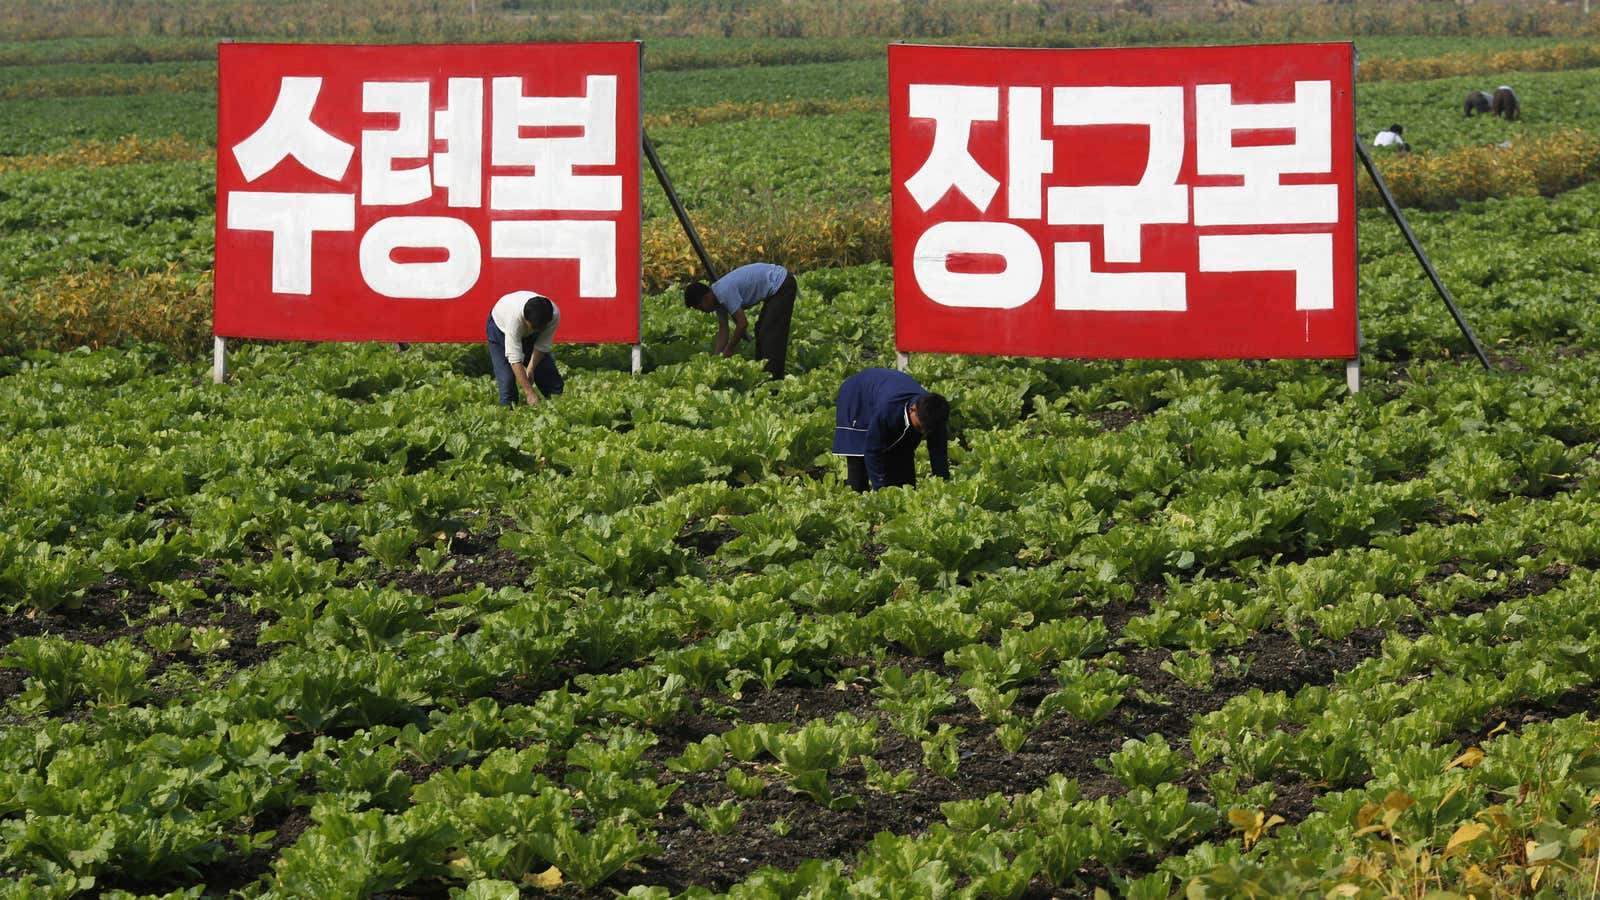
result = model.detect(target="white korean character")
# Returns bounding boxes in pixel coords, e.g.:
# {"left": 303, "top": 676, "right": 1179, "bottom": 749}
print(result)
{"left": 489, "top": 75, "right": 620, "bottom": 211}
{"left": 228, "top": 76, "right": 356, "bottom": 295}
{"left": 903, "top": 84, "right": 1000, "bottom": 213}
{"left": 226, "top": 192, "right": 354, "bottom": 295}
{"left": 362, "top": 81, "right": 432, "bottom": 206}
{"left": 1193, "top": 80, "right": 1336, "bottom": 226}
{"left": 1194, "top": 80, "right": 1336, "bottom": 310}
{"left": 1198, "top": 233, "right": 1334, "bottom": 311}
{"left": 433, "top": 78, "right": 484, "bottom": 208}
{"left": 361, "top": 78, "right": 483, "bottom": 209}
{"left": 912, "top": 221, "right": 1042, "bottom": 309}
{"left": 1007, "top": 86, "right": 1052, "bottom": 220}
{"left": 360, "top": 217, "right": 482, "bottom": 300}
{"left": 1047, "top": 86, "right": 1187, "bottom": 311}
{"left": 492, "top": 221, "right": 616, "bottom": 298}
{"left": 231, "top": 76, "right": 354, "bottom": 183}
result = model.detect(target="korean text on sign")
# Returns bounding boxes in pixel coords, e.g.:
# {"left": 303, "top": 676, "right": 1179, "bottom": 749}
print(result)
{"left": 215, "top": 42, "right": 642, "bottom": 344}
{"left": 889, "top": 42, "right": 1357, "bottom": 360}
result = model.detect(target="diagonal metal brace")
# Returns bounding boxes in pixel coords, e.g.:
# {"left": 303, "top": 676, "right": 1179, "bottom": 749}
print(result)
{"left": 643, "top": 130, "right": 719, "bottom": 284}
{"left": 1355, "top": 139, "right": 1493, "bottom": 371}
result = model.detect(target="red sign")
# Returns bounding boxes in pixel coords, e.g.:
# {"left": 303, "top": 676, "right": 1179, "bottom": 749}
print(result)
{"left": 890, "top": 42, "right": 1357, "bottom": 359}
{"left": 215, "top": 42, "right": 641, "bottom": 343}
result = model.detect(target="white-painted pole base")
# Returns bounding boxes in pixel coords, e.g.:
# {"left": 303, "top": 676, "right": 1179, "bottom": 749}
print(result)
{"left": 896, "top": 351, "right": 909, "bottom": 371}
{"left": 213, "top": 336, "right": 227, "bottom": 384}
{"left": 631, "top": 344, "right": 643, "bottom": 375}
{"left": 1346, "top": 322, "right": 1363, "bottom": 395}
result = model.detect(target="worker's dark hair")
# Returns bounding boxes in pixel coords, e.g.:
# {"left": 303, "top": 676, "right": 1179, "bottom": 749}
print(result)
{"left": 684, "top": 282, "right": 712, "bottom": 309}
{"left": 524, "top": 296, "right": 554, "bottom": 332}
{"left": 913, "top": 392, "right": 949, "bottom": 432}
{"left": 1389, "top": 123, "right": 1404, "bottom": 135}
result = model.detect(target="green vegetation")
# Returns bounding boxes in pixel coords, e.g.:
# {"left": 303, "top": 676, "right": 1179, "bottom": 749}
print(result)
{"left": 6, "top": 4, "right": 1600, "bottom": 898}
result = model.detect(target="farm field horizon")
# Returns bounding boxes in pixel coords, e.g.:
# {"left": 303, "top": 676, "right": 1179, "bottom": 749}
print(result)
{"left": 4, "top": 2, "right": 1600, "bottom": 898}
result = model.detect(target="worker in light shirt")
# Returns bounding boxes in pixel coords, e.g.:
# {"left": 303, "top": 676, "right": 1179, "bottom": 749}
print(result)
{"left": 486, "top": 290, "right": 563, "bottom": 407}
{"left": 1373, "top": 123, "right": 1409, "bottom": 154}
{"left": 683, "top": 261, "right": 798, "bottom": 379}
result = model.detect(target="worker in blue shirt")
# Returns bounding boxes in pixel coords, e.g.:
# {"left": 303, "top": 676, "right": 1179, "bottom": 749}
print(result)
{"left": 832, "top": 368, "right": 950, "bottom": 491}
{"left": 684, "top": 262, "right": 797, "bottom": 378}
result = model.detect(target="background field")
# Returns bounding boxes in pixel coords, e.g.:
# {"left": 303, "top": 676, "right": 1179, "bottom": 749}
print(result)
{"left": 4, "top": 2, "right": 1600, "bottom": 899}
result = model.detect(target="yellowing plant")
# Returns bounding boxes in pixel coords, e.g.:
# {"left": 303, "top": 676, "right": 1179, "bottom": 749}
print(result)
{"left": 0, "top": 264, "right": 213, "bottom": 353}
{"left": 1359, "top": 130, "right": 1600, "bottom": 210}
{"left": 0, "top": 135, "right": 212, "bottom": 175}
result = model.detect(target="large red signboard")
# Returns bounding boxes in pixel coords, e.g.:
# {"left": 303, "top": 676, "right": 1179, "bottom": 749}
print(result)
{"left": 215, "top": 42, "right": 641, "bottom": 343}
{"left": 890, "top": 42, "right": 1357, "bottom": 359}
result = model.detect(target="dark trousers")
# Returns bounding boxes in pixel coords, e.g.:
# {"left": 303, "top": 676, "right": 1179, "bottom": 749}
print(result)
{"left": 753, "top": 274, "right": 797, "bottom": 379}
{"left": 486, "top": 317, "right": 563, "bottom": 406}
{"left": 845, "top": 452, "right": 916, "bottom": 492}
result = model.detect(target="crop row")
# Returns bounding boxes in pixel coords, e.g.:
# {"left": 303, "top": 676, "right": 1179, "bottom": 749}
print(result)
{"left": 7, "top": 168, "right": 1600, "bottom": 361}
{"left": 4, "top": 287, "right": 1599, "bottom": 895}
{"left": 10, "top": 44, "right": 1600, "bottom": 160}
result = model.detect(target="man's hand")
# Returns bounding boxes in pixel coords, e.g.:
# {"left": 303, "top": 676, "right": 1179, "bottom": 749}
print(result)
{"left": 511, "top": 358, "right": 541, "bottom": 408}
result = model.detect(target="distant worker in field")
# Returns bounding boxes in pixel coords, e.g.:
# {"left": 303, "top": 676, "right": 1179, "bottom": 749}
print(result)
{"left": 832, "top": 368, "right": 950, "bottom": 492}
{"left": 1492, "top": 85, "right": 1520, "bottom": 121}
{"left": 1463, "top": 90, "right": 1492, "bottom": 117}
{"left": 1373, "top": 123, "right": 1410, "bottom": 154}
{"left": 486, "top": 290, "right": 563, "bottom": 407}
{"left": 684, "top": 262, "right": 797, "bottom": 379}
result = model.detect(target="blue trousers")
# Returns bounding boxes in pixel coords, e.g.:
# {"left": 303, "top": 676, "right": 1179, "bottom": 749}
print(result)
{"left": 486, "top": 317, "right": 564, "bottom": 406}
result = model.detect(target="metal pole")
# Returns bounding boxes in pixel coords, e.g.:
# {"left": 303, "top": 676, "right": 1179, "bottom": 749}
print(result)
{"left": 896, "top": 351, "right": 910, "bottom": 372}
{"left": 213, "top": 336, "right": 227, "bottom": 384}
{"left": 631, "top": 344, "right": 642, "bottom": 375}
{"left": 643, "top": 130, "right": 718, "bottom": 282}
{"left": 1355, "top": 140, "right": 1493, "bottom": 371}
{"left": 1346, "top": 324, "right": 1362, "bottom": 395}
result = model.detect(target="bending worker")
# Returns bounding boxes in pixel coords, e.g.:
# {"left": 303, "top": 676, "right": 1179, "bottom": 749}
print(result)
{"left": 832, "top": 367, "right": 950, "bottom": 492}
{"left": 684, "top": 262, "right": 797, "bottom": 378}
{"left": 486, "top": 290, "right": 563, "bottom": 407}
{"left": 1373, "top": 123, "right": 1409, "bottom": 154}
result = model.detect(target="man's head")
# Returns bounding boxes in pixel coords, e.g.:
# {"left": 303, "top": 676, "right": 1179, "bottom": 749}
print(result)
{"left": 908, "top": 392, "right": 949, "bottom": 435}
{"left": 1389, "top": 124, "right": 1404, "bottom": 136}
{"left": 684, "top": 282, "right": 718, "bottom": 313}
{"left": 524, "top": 296, "right": 554, "bottom": 332}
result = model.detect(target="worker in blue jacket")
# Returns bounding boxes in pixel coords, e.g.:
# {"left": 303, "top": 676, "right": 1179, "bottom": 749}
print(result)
{"left": 832, "top": 368, "right": 950, "bottom": 491}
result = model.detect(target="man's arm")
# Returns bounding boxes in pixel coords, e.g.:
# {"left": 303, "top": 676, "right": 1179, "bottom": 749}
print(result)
{"left": 512, "top": 349, "right": 544, "bottom": 405}
{"left": 714, "top": 311, "right": 730, "bottom": 355}
{"left": 862, "top": 414, "right": 890, "bottom": 490}
{"left": 863, "top": 449, "right": 890, "bottom": 490}
{"left": 926, "top": 429, "right": 950, "bottom": 479}
{"left": 721, "top": 309, "right": 749, "bottom": 358}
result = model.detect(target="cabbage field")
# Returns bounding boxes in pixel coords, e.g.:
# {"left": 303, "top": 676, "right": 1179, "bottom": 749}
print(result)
{"left": 5, "top": 6, "right": 1600, "bottom": 899}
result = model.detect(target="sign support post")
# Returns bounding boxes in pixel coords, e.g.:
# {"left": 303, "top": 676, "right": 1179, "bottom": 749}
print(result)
{"left": 213, "top": 337, "right": 227, "bottom": 384}
{"left": 1346, "top": 324, "right": 1362, "bottom": 394}
{"left": 1355, "top": 140, "right": 1492, "bottom": 371}
{"left": 643, "top": 130, "right": 717, "bottom": 282}
{"left": 643, "top": 129, "right": 726, "bottom": 361}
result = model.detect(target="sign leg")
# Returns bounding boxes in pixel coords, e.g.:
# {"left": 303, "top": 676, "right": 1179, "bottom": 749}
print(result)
{"left": 632, "top": 344, "right": 643, "bottom": 375}
{"left": 1346, "top": 357, "right": 1360, "bottom": 394}
{"left": 896, "top": 351, "right": 910, "bottom": 372}
{"left": 213, "top": 337, "right": 227, "bottom": 384}
{"left": 644, "top": 131, "right": 719, "bottom": 282}
{"left": 1355, "top": 139, "right": 1492, "bottom": 370}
